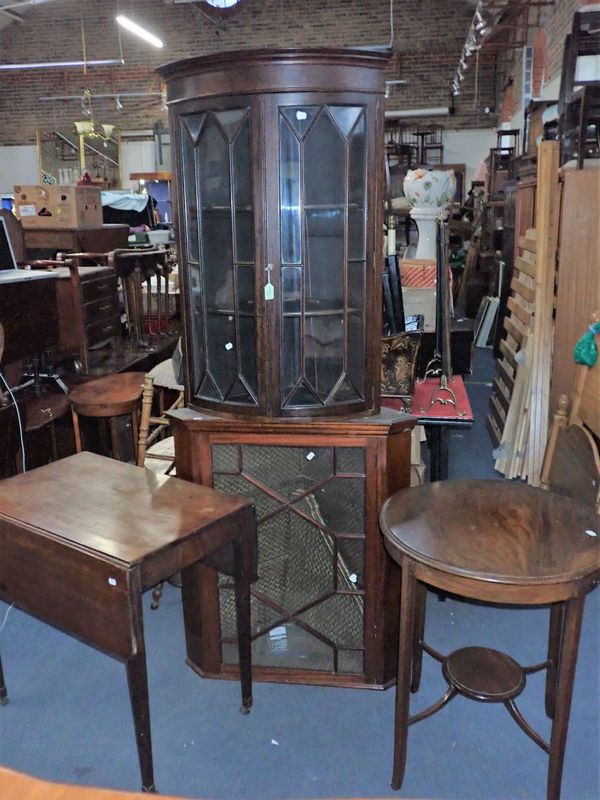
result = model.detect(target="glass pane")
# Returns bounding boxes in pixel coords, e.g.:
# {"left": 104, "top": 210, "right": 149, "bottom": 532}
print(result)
{"left": 279, "top": 118, "right": 301, "bottom": 265}
{"left": 211, "top": 444, "right": 240, "bottom": 473}
{"left": 337, "top": 650, "right": 363, "bottom": 674}
{"left": 180, "top": 116, "right": 202, "bottom": 262}
{"left": 257, "top": 511, "right": 335, "bottom": 612}
{"left": 198, "top": 114, "right": 230, "bottom": 208}
{"left": 282, "top": 315, "right": 301, "bottom": 396}
{"left": 232, "top": 116, "right": 252, "bottom": 209}
{"left": 242, "top": 445, "right": 333, "bottom": 499}
{"left": 348, "top": 206, "right": 365, "bottom": 261}
{"left": 216, "top": 108, "right": 245, "bottom": 141}
{"left": 223, "top": 623, "right": 334, "bottom": 672}
{"left": 198, "top": 372, "right": 220, "bottom": 401}
{"left": 225, "top": 377, "right": 254, "bottom": 404}
{"left": 205, "top": 313, "right": 237, "bottom": 397}
{"left": 305, "top": 208, "right": 344, "bottom": 312}
{"left": 213, "top": 473, "right": 282, "bottom": 520}
{"left": 219, "top": 587, "right": 282, "bottom": 639}
{"left": 237, "top": 265, "right": 254, "bottom": 313}
{"left": 188, "top": 279, "right": 204, "bottom": 394}
{"left": 239, "top": 315, "right": 258, "bottom": 399}
{"left": 293, "top": 476, "right": 365, "bottom": 534}
{"left": 304, "top": 111, "right": 345, "bottom": 206}
{"left": 330, "top": 376, "right": 361, "bottom": 403}
{"left": 336, "top": 447, "right": 365, "bottom": 475}
{"left": 280, "top": 106, "right": 320, "bottom": 138}
{"left": 284, "top": 382, "right": 321, "bottom": 408}
{"left": 298, "top": 594, "right": 363, "bottom": 648}
{"left": 329, "top": 106, "right": 363, "bottom": 137}
{"left": 305, "top": 314, "right": 344, "bottom": 400}
{"left": 347, "top": 310, "right": 364, "bottom": 396}
{"left": 338, "top": 538, "right": 365, "bottom": 590}
{"left": 202, "top": 210, "right": 233, "bottom": 311}
{"left": 235, "top": 209, "right": 253, "bottom": 263}
{"left": 281, "top": 266, "right": 302, "bottom": 314}
{"left": 348, "top": 112, "right": 366, "bottom": 207}
{"left": 348, "top": 260, "right": 365, "bottom": 310}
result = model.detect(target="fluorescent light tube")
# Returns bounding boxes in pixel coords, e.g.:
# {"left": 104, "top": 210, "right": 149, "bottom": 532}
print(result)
{"left": 0, "top": 59, "right": 122, "bottom": 70}
{"left": 116, "top": 15, "right": 163, "bottom": 48}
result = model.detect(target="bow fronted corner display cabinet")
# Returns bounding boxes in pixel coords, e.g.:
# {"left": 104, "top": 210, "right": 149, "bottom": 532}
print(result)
{"left": 160, "top": 49, "right": 415, "bottom": 687}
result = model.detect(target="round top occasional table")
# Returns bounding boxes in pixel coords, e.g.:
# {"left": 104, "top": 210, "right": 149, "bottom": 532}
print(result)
{"left": 379, "top": 479, "right": 600, "bottom": 800}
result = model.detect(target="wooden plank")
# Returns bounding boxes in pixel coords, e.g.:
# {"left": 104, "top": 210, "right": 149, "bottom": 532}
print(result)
{"left": 550, "top": 169, "right": 600, "bottom": 415}
{"left": 493, "top": 378, "right": 510, "bottom": 414}
{"left": 503, "top": 316, "right": 524, "bottom": 346}
{"left": 519, "top": 235, "right": 537, "bottom": 253}
{"left": 515, "top": 255, "right": 536, "bottom": 278}
{"left": 497, "top": 358, "right": 514, "bottom": 392}
{"left": 499, "top": 338, "right": 518, "bottom": 372}
{"left": 489, "top": 394, "right": 506, "bottom": 431}
{"left": 486, "top": 414, "right": 502, "bottom": 447}
{"left": 528, "top": 140, "right": 561, "bottom": 487}
{"left": 510, "top": 276, "right": 535, "bottom": 304}
{"left": 507, "top": 296, "right": 532, "bottom": 328}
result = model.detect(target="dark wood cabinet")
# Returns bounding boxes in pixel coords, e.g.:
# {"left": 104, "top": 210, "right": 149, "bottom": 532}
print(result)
{"left": 54, "top": 265, "right": 120, "bottom": 368}
{"left": 159, "top": 49, "right": 387, "bottom": 418}
{"left": 171, "top": 407, "right": 413, "bottom": 688}
{"left": 162, "top": 49, "right": 414, "bottom": 687}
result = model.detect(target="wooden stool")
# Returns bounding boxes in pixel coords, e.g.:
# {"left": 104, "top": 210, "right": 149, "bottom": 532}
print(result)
{"left": 380, "top": 479, "right": 600, "bottom": 800}
{"left": 69, "top": 372, "right": 146, "bottom": 461}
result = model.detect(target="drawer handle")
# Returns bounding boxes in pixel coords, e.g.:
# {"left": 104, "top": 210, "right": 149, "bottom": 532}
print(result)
{"left": 98, "top": 304, "right": 112, "bottom": 311}
{"left": 101, "top": 325, "right": 114, "bottom": 333}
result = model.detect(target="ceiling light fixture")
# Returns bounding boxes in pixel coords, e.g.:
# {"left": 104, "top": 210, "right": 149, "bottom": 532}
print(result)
{"left": 74, "top": 89, "right": 117, "bottom": 143}
{"left": 0, "top": 58, "right": 122, "bottom": 70}
{"left": 116, "top": 15, "right": 163, "bottom": 48}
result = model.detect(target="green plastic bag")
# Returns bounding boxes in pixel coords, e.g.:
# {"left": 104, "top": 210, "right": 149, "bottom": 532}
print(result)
{"left": 573, "top": 321, "right": 600, "bottom": 367}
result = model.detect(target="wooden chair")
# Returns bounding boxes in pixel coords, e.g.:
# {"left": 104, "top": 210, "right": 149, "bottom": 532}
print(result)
{"left": 109, "top": 248, "right": 173, "bottom": 348}
{"left": 136, "top": 357, "right": 185, "bottom": 611}
{"left": 541, "top": 316, "right": 600, "bottom": 512}
{"left": 136, "top": 369, "right": 184, "bottom": 472}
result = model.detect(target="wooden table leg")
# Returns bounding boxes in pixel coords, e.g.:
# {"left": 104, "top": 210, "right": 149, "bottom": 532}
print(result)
{"left": 125, "top": 592, "right": 155, "bottom": 793}
{"left": 547, "top": 592, "right": 585, "bottom": 800}
{"left": 545, "top": 602, "right": 565, "bottom": 719}
{"left": 0, "top": 651, "right": 8, "bottom": 705}
{"left": 392, "top": 558, "right": 416, "bottom": 791}
{"left": 411, "top": 581, "right": 427, "bottom": 693}
{"left": 427, "top": 427, "right": 449, "bottom": 482}
{"left": 232, "top": 539, "right": 253, "bottom": 713}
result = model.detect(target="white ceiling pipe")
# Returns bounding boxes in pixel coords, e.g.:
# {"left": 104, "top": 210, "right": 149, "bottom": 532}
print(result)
{"left": 385, "top": 107, "right": 450, "bottom": 118}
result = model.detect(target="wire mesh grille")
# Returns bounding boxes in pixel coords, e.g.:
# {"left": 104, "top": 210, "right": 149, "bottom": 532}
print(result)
{"left": 213, "top": 442, "right": 366, "bottom": 674}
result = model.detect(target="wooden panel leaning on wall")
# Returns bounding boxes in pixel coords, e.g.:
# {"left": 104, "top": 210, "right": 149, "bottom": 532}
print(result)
{"left": 550, "top": 168, "right": 600, "bottom": 415}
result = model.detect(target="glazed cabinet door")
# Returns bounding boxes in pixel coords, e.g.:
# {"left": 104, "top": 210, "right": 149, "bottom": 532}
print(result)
{"left": 264, "top": 93, "right": 380, "bottom": 417}
{"left": 175, "top": 98, "right": 265, "bottom": 413}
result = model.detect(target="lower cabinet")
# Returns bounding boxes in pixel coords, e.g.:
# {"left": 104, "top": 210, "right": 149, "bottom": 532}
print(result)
{"left": 171, "top": 408, "right": 413, "bottom": 688}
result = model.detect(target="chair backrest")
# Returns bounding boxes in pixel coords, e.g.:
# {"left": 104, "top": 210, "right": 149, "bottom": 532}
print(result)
{"left": 109, "top": 248, "right": 172, "bottom": 345}
{"left": 541, "top": 317, "right": 600, "bottom": 512}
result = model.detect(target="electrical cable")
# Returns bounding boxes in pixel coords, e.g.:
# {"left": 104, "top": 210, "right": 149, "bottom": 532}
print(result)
{"left": 0, "top": 603, "right": 15, "bottom": 634}
{"left": 0, "top": 368, "right": 26, "bottom": 473}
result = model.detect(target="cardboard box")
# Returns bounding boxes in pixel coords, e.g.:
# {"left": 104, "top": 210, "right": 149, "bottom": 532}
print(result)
{"left": 403, "top": 287, "right": 437, "bottom": 331}
{"left": 13, "top": 185, "right": 103, "bottom": 229}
